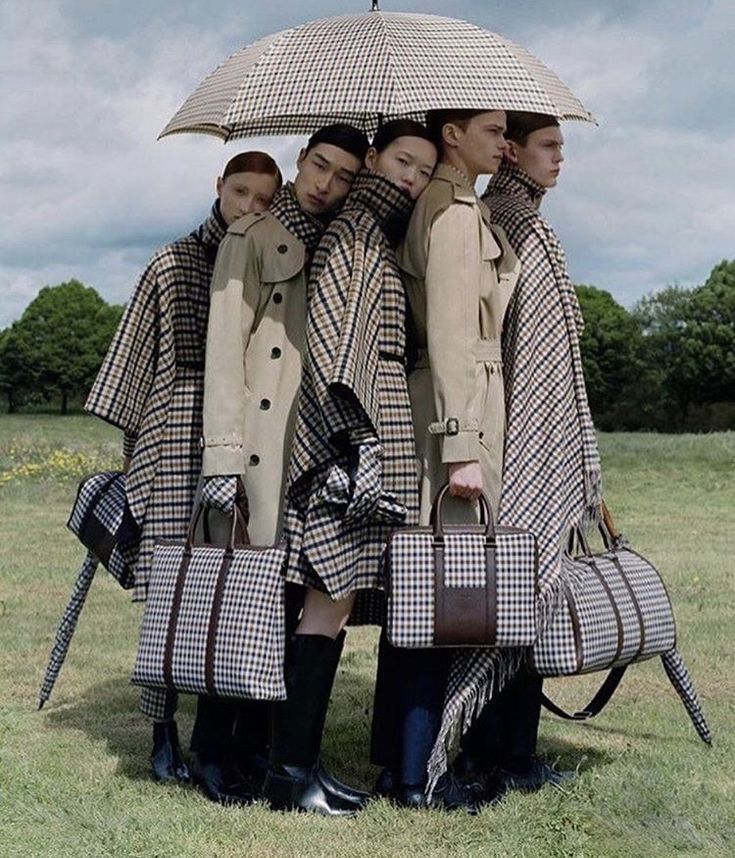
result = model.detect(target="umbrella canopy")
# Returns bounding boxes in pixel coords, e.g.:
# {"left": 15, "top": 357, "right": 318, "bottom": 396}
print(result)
{"left": 160, "top": 9, "right": 594, "bottom": 141}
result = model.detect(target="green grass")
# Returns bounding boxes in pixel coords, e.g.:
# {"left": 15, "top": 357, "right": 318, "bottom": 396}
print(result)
{"left": 1, "top": 416, "right": 733, "bottom": 857}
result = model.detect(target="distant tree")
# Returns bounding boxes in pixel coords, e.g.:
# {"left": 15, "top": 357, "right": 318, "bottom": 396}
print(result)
{"left": 575, "top": 285, "right": 642, "bottom": 429}
{"left": 681, "top": 260, "right": 735, "bottom": 404}
{"left": 0, "top": 324, "right": 34, "bottom": 412}
{"left": 2, "top": 280, "right": 123, "bottom": 413}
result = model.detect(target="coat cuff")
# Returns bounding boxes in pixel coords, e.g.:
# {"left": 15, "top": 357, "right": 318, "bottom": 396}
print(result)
{"left": 441, "top": 430, "right": 480, "bottom": 463}
{"left": 201, "top": 442, "right": 246, "bottom": 476}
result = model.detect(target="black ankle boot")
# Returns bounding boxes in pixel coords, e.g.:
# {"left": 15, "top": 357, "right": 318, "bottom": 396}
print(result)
{"left": 151, "top": 720, "right": 191, "bottom": 783}
{"left": 263, "top": 633, "right": 361, "bottom": 816}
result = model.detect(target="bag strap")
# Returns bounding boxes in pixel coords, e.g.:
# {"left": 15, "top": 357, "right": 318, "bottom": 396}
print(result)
{"left": 540, "top": 665, "right": 628, "bottom": 721}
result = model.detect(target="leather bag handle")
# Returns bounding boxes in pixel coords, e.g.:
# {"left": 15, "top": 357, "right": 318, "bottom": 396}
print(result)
{"left": 541, "top": 666, "right": 628, "bottom": 721}
{"left": 430, "top": 483, "right": 496, "bottom": 540}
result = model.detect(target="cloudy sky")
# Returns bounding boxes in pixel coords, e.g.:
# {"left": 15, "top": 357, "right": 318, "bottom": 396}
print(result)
{"left": 1, "top": 0, "right": 733, "bottom": 327}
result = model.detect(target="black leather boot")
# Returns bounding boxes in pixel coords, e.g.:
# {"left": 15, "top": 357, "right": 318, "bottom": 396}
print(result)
{"left": 150, "top": 720, "right": 191, "bottom": 783}
{"left": 190, "top": 696, "right": 253, "bottom": 805}
{"left": 309, "top": 630, "right": 370, "bottom": 808}
{"left": 262, "top": 633, "right": 361, "bottom": 816}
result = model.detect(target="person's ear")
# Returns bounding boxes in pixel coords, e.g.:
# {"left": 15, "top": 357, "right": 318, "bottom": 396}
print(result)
{"left": 365, "top": 146, "right": 378, "bottom": 170}
{"left": 216, "top": 176, "right": 224, "bottom": 197}
{"left": 505, "top": 140, "right": 520, "bottom": 165}
{"left": 442, "top": 122, "right": 460, "bottom": 150}
{"left": 296, "top": 147, "right": 306, "bottom": 170}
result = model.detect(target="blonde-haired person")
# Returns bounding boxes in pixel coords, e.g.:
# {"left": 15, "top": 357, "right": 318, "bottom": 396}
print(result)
{"left": 85, "top": 151, "right": 282, "bottom": 789}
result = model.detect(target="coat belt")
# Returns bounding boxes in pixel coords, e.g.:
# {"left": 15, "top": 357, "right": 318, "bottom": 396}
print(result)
{"left": 414, "top": 340, "right": 502, "bottom": 370}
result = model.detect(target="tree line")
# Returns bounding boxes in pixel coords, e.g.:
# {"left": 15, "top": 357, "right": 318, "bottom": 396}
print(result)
{"left": 1, "top": 262, "right": 733, "bottom": 430}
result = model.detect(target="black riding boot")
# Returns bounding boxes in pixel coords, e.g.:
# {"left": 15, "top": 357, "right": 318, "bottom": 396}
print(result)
{"left": 151, "top": 719, "right": 191, "bottom": 783}
{"left": 190, "top": 696, "right": 253, "bottom": 805}
{"left": 262, "top": 633, "right": 361, "bottom": 816}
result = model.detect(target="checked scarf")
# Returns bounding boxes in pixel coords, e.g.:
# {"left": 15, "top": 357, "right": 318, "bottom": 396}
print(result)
{"left": 426, "top": 162, "right": 602, "bottom": 789}
{"left": 268, "top": 181, "right": 324, "bottom": 253}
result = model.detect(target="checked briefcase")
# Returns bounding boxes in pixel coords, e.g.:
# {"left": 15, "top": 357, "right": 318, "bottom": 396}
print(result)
{"left": 132, "top": 501, "right": 287, "bottom": 701}
{"left": 386, "top": 485, "right": 539, "bottom": 648}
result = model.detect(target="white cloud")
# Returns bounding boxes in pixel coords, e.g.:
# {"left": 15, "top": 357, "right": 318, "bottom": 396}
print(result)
{"left": 0, "top": 0, "right": 733, "bottom": 326}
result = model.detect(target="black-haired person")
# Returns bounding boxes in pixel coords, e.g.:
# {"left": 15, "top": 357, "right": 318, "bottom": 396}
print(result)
{"left": 454, "top": 112, "right": 594, "bottom": 791}
{"left": 85, "top": 152, "right": 283, "bottom": 786}
{"left": 199, "top": 124, "right": 369, "bottom": 804}
{"left": 268, "top": 120, "right": 437, "bottom": 816}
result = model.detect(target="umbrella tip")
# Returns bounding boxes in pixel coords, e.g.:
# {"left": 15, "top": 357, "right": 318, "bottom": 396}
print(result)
{"left": 372, "top": 1, "right": 380, "bottom": 10}
{"left": 38, "top": 700, "right": 45, "bottom": 710}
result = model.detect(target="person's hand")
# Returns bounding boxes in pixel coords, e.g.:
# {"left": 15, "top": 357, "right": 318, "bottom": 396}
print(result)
{"left": 448, "top": 461, "right": 483, "bottom": 501}
{"left": 201, "top": 475, "right": 239, "bottom": 514}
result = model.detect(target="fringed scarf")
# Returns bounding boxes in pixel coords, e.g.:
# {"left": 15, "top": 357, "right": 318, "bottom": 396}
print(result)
{"left": 426, "top": 162, "right": 602, "bottom": 790}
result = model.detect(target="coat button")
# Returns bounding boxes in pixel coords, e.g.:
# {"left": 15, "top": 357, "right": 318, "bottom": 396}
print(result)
{"left": 277, "top": 244, "right": 288, "bottom": 254}
{"left": 249, "top": 454, "right": 260, "bottom": 466}
{"left": 271, "top": 347, "right": 282, "bottom": 359}
{"left": 479, "top": 431, "right": 484, "bottom": 439}
{"left": 260, "top": 399, "right": 271, "bottom": 410}
{"left": 273, "top": 292, "right": 283, "bottom": 304}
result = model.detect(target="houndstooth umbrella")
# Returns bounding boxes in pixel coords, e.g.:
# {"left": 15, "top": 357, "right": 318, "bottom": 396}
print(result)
{"left": 159, "top": 6, "right": 594, "bottom": 141}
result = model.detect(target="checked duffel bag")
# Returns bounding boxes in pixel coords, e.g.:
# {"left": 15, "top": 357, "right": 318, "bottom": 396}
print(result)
{"left": 386, "top": 485, "right": 538, "bottom": 648}
{"left": 535, "top": 503, "right": 712, "bottom": 744}
{"left": 132, "top": 501, "right": 287, "bottom": 701}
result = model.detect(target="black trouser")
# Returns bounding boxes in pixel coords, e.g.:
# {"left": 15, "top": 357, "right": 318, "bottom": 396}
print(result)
{"left": 191, "top": 583, "right": 305, "bottom": 757}
{"left": 460, "top": 669, "right": 543, "bottom": 771}
{"left": 371, "top": 630, "right": 451, "bottom": 786}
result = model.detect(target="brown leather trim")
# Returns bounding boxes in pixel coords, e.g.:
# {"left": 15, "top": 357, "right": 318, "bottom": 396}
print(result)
{"left": 485, "top": 540, "right": 497, "bottom": 645}
{"left": 163, "top": 548, "right": 192, "bottom": 688}
{"left": 609, "top": 553, "right": 646, "bottom": 660}
{"left": 564, "top": 583, "right": 584, "bottom": 672}
{"left": 204, "top": 548, "right": 234, "bottom": 695}
{"left": 433, "top": 537, "right": 497, "bottom": 646}
{"left": 587, "top": 559, "right": 624, "bottom": 664}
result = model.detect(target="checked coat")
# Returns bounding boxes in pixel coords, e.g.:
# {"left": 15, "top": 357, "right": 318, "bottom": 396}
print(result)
{"left": 86, "top": 203, "right": 227, "bottom": 721}
{"left": 424, "top": 162, "right": 603, "bottom": 787}
{"left": 284, "top": 171, "right": 419, "bottom": 601}
{"left": 201, "top": 184, "right": 324, "bottom": 546}
{"left": 86, "top": 203, "right": 227, "bottom": 601}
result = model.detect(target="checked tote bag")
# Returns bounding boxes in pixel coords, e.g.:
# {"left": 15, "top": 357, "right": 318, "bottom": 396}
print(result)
{"left": 535, "top": 504, "right": 712, "bottom": 744}
{"left": 132, "top": 502, "right": 287, "bottom": 701}
{"left": 386, "top": 486, "right": 538, "bottom": 648}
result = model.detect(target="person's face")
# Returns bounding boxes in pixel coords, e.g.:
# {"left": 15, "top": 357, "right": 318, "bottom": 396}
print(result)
{"left": 293, "top": 142, "right": 361, "bottom": 215}
{"left": 446, "top": 110, "right": 507, "bottom": 177}
{"left": 507, "top": 125, "right": 565, "bottom": 188}
{"left": 216, "top": 171, "right": 280, "bottom": 226}
{"left": 365, "top": 136, "right": 437, "bottom": 200}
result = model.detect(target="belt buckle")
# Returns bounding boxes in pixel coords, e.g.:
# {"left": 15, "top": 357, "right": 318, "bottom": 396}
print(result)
{"left": 445, "top": 417, "right": 460, "bottom": 436}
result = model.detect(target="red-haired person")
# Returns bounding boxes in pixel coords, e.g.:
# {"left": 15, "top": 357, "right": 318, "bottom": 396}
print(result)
{"left": 85, "top": 151, "right": 282, "bottom": 788}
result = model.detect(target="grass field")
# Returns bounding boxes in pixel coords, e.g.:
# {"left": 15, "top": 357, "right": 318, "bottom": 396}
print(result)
{"left": 0, "top": 415, "right": 733, "bottom": 858}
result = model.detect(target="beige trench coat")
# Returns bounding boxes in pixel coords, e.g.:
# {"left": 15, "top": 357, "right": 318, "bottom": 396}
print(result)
{"left": 397, "top": 164, "right": 520, "bottom": 524}
{"left": 202, "top": 212, "right": 308, "bottom": 544}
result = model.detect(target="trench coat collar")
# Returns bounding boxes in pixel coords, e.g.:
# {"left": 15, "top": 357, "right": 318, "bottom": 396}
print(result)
{"left": 432, "top": 162, "right": 477, "bottom": 201}
{"left": 191, "top": 202, "right": 228, "bottom": 264}
{"left": 343, "top": 170, "right": 414, "bottom": 242}
{"left": 269, "top": 182, "right": 324, "bottom": 252}
{"left": 484, "top": 162, "right": 547, "bottom": 209}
